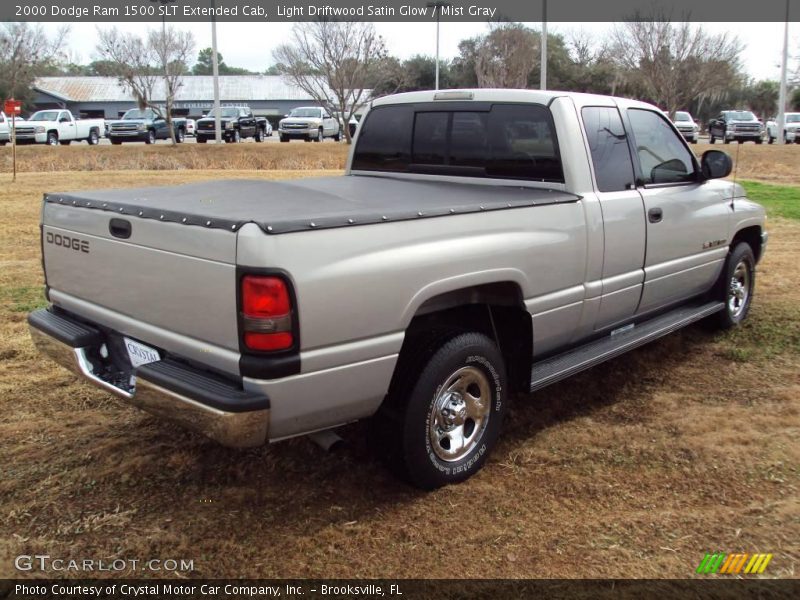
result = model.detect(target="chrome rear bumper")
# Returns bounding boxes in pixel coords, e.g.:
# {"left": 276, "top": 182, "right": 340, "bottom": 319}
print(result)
{"left": 28, "top": 309, "right": 269, "bottom": 448}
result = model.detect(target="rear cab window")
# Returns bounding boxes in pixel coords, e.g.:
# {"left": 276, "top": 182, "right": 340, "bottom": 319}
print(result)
{"left": 352, "top": 102, "right": 564, "bottom": 183}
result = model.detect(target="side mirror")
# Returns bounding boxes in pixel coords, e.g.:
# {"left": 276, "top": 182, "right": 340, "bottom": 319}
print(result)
{"left": 701, "top": 150, "right": 732, "bottom": 180}
{"left": 59, "top": 117, "right": 69, "bottom": 123}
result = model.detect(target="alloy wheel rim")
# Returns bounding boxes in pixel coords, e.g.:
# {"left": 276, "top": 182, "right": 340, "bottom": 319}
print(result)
{"left": 728, "top": 260, "right": 751, "bottom": 318}
{"left": 429, "top": 366, "right": 491, "bottom": 462}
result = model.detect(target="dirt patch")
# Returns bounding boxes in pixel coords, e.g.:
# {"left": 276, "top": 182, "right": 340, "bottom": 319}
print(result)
{"left": 0, "top": 171, "right": 797, "bottom": 579}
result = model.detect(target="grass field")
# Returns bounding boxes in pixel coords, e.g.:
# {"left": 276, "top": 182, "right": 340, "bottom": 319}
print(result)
{"left": 0, "top": 147, "right": 798, "bottom": 579}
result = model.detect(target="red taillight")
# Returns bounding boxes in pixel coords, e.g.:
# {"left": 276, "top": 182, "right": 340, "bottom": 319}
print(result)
{"left": 240, "top": 275, "right": 294, "bottom": 351}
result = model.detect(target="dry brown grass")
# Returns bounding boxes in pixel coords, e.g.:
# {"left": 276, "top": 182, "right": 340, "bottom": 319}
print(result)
{"left": 0, "top": 143, "right": 349, "bottom": 173}
{"left": 694, "top": 141, "right": 800, "bottom": 185}
{"left": 0, "top": 169, "right": 798, "bottom": 580}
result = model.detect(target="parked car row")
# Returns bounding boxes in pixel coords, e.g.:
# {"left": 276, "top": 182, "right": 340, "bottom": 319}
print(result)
{"left": 2, "top": 105, "right": 363, "bottom": 146}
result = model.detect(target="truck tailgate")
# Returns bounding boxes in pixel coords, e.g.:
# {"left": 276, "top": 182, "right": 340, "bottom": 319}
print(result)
{"left": 42, "top": 195, "right": 239, "bottom": 372}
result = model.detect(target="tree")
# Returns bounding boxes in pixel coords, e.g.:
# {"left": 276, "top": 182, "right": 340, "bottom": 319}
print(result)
{"left": 609, "top": 20, "right": 744, "bottom": 118}
{"left": 745, "top": 80, "right": 779, "bottom": 120}
{"left": 0, "top": 22, "right": 69, "bottom": 107}
{"left": 96, "top": 26, "right": 195, "bottom": 145}
{"left": 474, "top": 23, "right": 537, "bottom": 88}
{"left": 273, "top": 21, "right": 392, "bottom": 143}
{"left": 193, "top": 47, "right": 254, "bottom": 75}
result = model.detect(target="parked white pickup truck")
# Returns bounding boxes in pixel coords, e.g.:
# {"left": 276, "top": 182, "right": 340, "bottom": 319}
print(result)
{"left": 766, "top": 113, "right": 800, "bottom": 144}
{"left": 15, "top": 110, "right": 104, "bottom": 146}
{"left": 29, "top": 89, "right": 767, "bottom": 489}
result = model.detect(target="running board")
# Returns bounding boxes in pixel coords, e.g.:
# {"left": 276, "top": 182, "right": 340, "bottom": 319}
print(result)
{"left": 529, "top": 301, "right": 725, "bottom": 393}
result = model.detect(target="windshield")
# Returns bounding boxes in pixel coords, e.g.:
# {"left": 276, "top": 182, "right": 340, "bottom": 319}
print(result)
{"left": 786, "top": 114, "right": 800, "bottom": 123}
{"left": 289, "top": 108, "right": 322, "bottom": 118}
{"left": 28, "top": 111, "right": 61, "bottom": 121}
{"left": 674, "top": 112, "right": 692, "bottom": 122}
{"left": 205, "top": 108, "right": 240, "bottom": 118}
{"left": 122, "top": 109, "right": 155, "bottom": 120}
{"left": 726, "top": 111, "right": 756, "bottom": 121}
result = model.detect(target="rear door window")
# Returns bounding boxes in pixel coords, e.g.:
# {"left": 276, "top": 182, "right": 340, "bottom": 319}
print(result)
{"left": 581, "top": 106, "right": 635, "bottom": 192}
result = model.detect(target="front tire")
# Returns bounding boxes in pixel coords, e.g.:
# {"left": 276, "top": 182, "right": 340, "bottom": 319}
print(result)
{"left": 373, "top": 331, "right": 508, "bottom": 489}
{"left": 255, "top": 127, "right": 264, "bottom": 142}
{"left": 175, "top": 128, "right": 185, "bottom": 143}
{"left": 145, "top": 130, "right": 156, "bottom": 145}
{"left": 315, "top": 127, "right": 323, "bottom": 142}
{"left": 710, "top": 242, "right": 756, "bottom": 330}
{"left": 47, "top": 132, "right": 59, "bottom": 146}
{"left": 709, "top": 134, "right": 716, "bottom": 144}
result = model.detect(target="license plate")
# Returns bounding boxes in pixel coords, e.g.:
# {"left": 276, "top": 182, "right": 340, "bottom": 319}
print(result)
{"left": 123, "top": 337, "right": 161, "bottom": 368}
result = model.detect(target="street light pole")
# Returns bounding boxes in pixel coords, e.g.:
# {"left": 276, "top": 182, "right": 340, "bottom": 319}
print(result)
{"left": 540, "top": 0, "right": 547, "bottom": 90}
{"left": 777, "top": 0, "right": 790, "bottom": 145}
{"left": 427, "top": 2, "right": 450, "bottom": 90}
{"left": 211, "top": 0, "right": 222, "bottom": 143}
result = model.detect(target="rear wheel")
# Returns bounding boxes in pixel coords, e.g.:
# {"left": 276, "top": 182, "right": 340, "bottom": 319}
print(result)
{"left": 59, "top": 140, "right": 71, "bottom": 146}
{"left": 709, "top": 242, "right": 756, "bottom": 330}
{"left": 87, "top": 130, "right": 99, "bottom": 145}
{"left": 372, "top": 331, "right": 508, "bottom": 489}
{"left": 197, "top": 137, "right": 207, "bottom": 144}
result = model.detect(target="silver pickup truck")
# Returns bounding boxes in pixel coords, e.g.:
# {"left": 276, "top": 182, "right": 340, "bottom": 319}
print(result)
{"left": 29, "top": 90, "right": 767, "bottom": 489}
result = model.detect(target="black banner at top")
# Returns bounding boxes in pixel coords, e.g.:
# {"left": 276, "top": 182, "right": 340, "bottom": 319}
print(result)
{"left": 2, "top": 0, "right": 799, "bottom": 23}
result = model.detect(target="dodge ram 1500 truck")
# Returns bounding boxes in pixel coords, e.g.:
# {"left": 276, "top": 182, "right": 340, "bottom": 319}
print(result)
{"left": 29, "top": 89, "right": 767, "bottom": 489}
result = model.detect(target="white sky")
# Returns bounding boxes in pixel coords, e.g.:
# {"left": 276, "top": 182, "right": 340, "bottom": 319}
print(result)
{"left": 46, "top": 21, "right": 799, "bottom": 82}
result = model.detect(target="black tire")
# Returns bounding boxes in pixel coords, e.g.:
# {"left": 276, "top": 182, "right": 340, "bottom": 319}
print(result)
{"left": 59, "top": 140, "right": 71, "bottom": 146}
{"left": 768, "top": 135, "right": 774, "bottom": 144}
{"left": 197, "top": 137, "right": 207, "bottom": 144}
{"left": 110, "top": 138, "right": 122, "bottom": 145}
{"left": 691, "top": 138, "right": 698, "bottom": 144}
{"left": 372, "top": 331, "right": 508, "bottom": 490}
{"left": 176, "top": 128, "right": 185, "bottom": 143}
{"left": 724, "top": 138, "right": 731, "bottom": 144}
{"left": 709, "top": 135, "right": 716, "bottom": 144}
{"left": 315, "top": 128, "right": 323, "bottom": 142}
{"left": 756, "top": 138, "right": 763, "bottom": 144}
{"left": 708, "top": 242, "right": 756, "bottom": 330}
{"left": 145, "top": 130, "right": 156, "bottom": 145}
{"left": 333, "top": 132, "right": 341, "bottom": 142}
{"left": 87, "top": 130, "right": 99, "bottom": 145}
{"left": 47, "top": 132, "right": 59, "bottom": 146}
{"left": 226, "top": 130, "right": 241, "bottom": 144}
{"left": 255, "top": 127, "right": 264, "bottom": 142}
{"left": 0, "top": 141, "right": 6, "bottom": 146}
{"left": 279, "top": 135, "right": 289, "bottom": 143}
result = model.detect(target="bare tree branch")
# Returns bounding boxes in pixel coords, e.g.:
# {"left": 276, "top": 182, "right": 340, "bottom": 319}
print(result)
{"left": 0, "top": 22, "right": 69, "bottom": 104}
{"left": 273, "top": 21, "right": 388, "bottom": 144}
{"left": 609, "top": 20, "right": 744, "bottom": 118}
{"left": 96, "top": 26, "right": 194, "bottom": 145}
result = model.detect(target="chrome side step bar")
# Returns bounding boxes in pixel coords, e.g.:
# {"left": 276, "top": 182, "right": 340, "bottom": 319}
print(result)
{"left": 530, "top": 301, "right": 725, "bottom": 393}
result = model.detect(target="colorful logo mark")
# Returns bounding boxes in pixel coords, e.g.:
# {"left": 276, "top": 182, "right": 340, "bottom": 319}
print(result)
{"left": 696, "top": 553, "right": 772, "bottom": 575}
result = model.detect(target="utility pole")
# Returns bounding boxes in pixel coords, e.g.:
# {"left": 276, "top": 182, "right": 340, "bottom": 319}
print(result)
{"left": 427, "top": 2, "right": 451, "bottom": 90}
{"left": 540, "top": 0, "right": 547, "bottom": 90}
{"left": 211, "top": 0, "right": 222, "bottom": 143}
{"left": 777, "top": 0, "right": 790, "bottom": 144}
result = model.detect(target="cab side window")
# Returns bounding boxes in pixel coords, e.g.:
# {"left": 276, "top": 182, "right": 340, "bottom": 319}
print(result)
{"left": 581, "top": 106, "right": 635, "bottom": 192}
{"left": 627, "top": 109, "right": 696, "bottom": 185}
